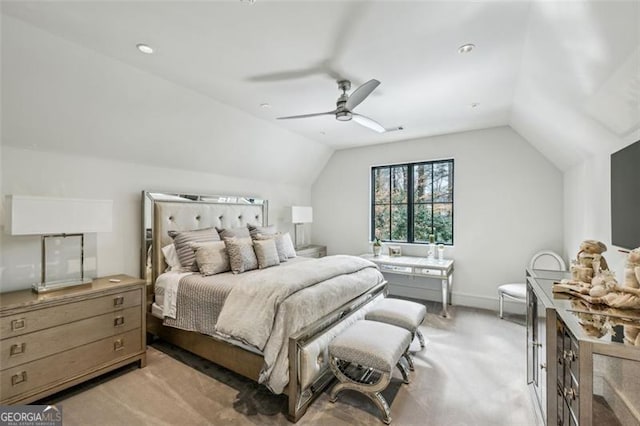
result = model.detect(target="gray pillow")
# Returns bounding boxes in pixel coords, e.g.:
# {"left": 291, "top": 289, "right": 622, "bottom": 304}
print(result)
{"left": 224, "top": 237, "right": 258, "bottom": 274}
{"left": 191, "top": 241, "right": 230, "bottom": 276}
{"left": 217, "top": 226, "right": 251, "bottom": 239}
{"left": 248, "top": 224, "right": 277, "bottom": 239}
{"left": 168, "top": 227, "right": 220, "bottom": 270}
{"left": 253, "top": 239, "right": 281, "bottom": 269}
{"left": 281, "top": 232, "right": 297, "bottom": 259}
{"left": 255, "top": 233, "right": 288, "bottom": 262}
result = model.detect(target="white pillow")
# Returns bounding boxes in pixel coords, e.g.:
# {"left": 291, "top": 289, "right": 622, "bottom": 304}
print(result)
{"left": 281, "top": 232, "right": 297, "bottom": 259}
{"left": 162, "top": 244, "right": 182, "bottom": 271}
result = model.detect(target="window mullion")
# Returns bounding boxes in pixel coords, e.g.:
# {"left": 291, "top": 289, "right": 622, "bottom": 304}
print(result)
{"left": 388, "top": 167, "right": 392, "bottom": 241}
{"left": 407, "top": 164, "right": 414, "bottom": 243}
{"left": 430, "top": 163, "right": 435, "bottom": 237}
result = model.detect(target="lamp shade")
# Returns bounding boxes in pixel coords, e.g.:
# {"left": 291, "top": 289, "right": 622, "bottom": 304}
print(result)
{"left": 291, "top": 206, "right": 313, "bottom": 224}
{"left": 5, "top": 195, "right": 113, "bottom": 235}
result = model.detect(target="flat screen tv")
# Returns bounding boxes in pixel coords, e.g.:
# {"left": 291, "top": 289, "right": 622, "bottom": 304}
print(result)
{"left": 611, "top": 140, "right": 640, "bottom": 250}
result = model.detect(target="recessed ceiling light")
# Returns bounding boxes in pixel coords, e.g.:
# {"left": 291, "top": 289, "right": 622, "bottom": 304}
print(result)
{"left": 458, "top": 43, "right": 475, "bottom": 54}
{"left": 260, "top": 103, "right": 271, "bottom": 108}
{"left": 471, "top": 103, "right": 480, "bottom": 108}
{"left": 136, "top": 43, "right": 154, "bottom": 54}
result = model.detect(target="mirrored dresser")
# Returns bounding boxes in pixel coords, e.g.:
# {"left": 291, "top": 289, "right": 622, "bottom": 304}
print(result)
{"left": 526, "top": 268, "right": 640, "bottom": 426}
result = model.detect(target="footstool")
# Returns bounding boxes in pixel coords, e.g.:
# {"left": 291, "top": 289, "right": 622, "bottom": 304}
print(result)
{"left": 328, "top": 320, "right": 412, "bottom": 424}
{"left": 365, "top": 298, "right": 427, "bottom": 370}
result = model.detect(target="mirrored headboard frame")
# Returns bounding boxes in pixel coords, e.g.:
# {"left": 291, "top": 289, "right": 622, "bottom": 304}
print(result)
{"left": 141, "top": 191, "right": 268, "bottom": 285}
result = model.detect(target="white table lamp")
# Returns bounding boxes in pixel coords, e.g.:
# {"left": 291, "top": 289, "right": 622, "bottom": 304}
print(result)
{"left": 5, "top": 195, "right": 113, "bottom": 293}
{"left": 291, "top": 206, "right": 313, "bottom": 249}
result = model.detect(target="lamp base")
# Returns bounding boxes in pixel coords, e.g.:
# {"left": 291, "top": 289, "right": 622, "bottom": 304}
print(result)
{"left": 32, "top": 279, "right": 92, "bottom": 294}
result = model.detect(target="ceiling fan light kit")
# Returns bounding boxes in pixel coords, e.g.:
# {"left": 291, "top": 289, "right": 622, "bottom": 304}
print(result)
{"left": 277, "top": 79, "right": 396, "bottom": 133}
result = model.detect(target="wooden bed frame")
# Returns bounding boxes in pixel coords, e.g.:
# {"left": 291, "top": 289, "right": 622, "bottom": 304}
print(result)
{"left": 141, "top": 191, "right": 386, "bottom": 422}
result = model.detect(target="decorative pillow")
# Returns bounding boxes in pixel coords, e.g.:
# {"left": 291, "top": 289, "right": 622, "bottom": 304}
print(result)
{"left": 247, "top": 224, "right": 277, "bottom": 239}
{"left": 161, "top": 244, "right": 182, "bottom": 271}
{"left": 253, "top": 239, "right": 281, "bottom": 269}
{"left": 190, "top": 241, "right": 230, "bottom": 276}
{"left": 255, "top": 233, "right": 288, "bottom": 262}
{"left": 224, "top": 237, "right": 258, "bottom": 274}
{"left": 168, "top": 227, "right": 220, "bottom": 270}
{"left": 217, "top": 226, "right": 251, "bottom": 240}
{"left": 281, "top": 232, "right": 297, "bottom": 259}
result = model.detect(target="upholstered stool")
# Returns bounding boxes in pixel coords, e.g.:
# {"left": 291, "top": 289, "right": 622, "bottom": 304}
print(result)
{"left": 329, "top": 320, "right": 412, "bottom": 425}
{"left": 365, "top": 298, "right": 427, "bottom": 362}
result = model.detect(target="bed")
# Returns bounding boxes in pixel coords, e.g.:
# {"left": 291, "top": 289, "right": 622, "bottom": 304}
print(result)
{"left": 141, "top": 191, "right": 387, "bottom": 422}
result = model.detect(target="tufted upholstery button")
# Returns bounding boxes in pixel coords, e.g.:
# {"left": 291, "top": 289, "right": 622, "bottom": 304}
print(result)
{"left": 255, "top": 215, "right": 260, "bottom": 220}
{"left": 317, "top": 352, "right": 325, "bottom": 367}
{"left": 218, "top": 216, "right": 223, "bottom": 220}
{"left": 195, "top": 215, "right": 201, "bottom": 220}
{"left": 238, "top": 215, "right": 243, "bottom": 220}
{"left": 168, "top": 216, "right": 174, "bottom": 221}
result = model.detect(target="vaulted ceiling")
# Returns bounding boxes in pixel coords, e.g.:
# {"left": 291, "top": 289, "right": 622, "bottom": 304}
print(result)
{"left": 1, "top": 1, "right": 638, "bottom": 180}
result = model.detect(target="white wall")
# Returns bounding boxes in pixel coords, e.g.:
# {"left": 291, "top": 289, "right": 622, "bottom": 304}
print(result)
{"left": 311, "top": 126, "right": 564, "bottom": 309}
{"left": 0, "top": 146, "right": 310, "bottom": 292}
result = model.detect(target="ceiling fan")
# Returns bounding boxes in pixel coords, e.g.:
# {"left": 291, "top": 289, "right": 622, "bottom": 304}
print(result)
{"left": 277, "top": 79, "right": 398, "bottom": 133}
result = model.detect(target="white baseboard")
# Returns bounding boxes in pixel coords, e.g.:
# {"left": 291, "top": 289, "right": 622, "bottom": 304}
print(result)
{"left": 387, "top": 282, "right": 526, "bottom": 315}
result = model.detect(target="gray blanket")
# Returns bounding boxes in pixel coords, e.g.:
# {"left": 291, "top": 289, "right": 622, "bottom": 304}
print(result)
{"left": 216, "top": 255, "right": 378, "bottom": 349}
{"left": 215, "top": 254, "right": 384, "bottom": 393}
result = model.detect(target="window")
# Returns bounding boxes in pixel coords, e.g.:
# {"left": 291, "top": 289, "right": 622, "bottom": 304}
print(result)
{"left": 371, "top": 159, "right": 454, "bottom": 245}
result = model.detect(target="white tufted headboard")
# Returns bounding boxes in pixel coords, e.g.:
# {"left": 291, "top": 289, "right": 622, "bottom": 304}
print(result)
{"left": 142, "top": 192, "right": 267, "bottom": 284}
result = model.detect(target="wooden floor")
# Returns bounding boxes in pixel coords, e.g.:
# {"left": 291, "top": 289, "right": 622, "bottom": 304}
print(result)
{"left": 41, "top": 303, "right": 539, "bottom": 425}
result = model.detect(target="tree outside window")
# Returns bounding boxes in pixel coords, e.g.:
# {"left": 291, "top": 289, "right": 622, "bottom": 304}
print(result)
{"left": 371, "top": 159, "right": 454, "bottom": 244}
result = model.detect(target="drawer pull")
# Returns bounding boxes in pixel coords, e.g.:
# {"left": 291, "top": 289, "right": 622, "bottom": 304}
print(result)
{"left": 114, "top": 338, "right": 124, "bottom": 351}
{"left": 11, "top": 318, "right": 26, "bottom": 331}
{"left": 563, "top": 349, "right": 577, "bottom": 362}
{"left": 11, "top": 371, "right": 27, "bottom": 386}
{"left": 113, "top": 296, "right": 125, "bottom": 307}
{"left": 113, "top": 316, "right": 125, "bottom": 327}
{"left": 563, "top": 387, "right": 578, "bottom": 400}
{"left": 10, "top": 343, "right": 26, "bottom": 356}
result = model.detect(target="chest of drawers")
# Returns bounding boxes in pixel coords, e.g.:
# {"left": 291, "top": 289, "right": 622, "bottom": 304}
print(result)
{"left": 0, "top": 275, "right": 146, "bottom": 404}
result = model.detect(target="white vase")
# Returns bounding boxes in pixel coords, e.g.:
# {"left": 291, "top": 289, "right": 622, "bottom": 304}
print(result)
{"left": 427, "top": 243, "right": 435, "bottom": 259}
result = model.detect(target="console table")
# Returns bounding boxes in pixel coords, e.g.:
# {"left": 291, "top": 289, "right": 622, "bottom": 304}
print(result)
{"left": 360, "top": 254, "right": 454, "bottom": 317}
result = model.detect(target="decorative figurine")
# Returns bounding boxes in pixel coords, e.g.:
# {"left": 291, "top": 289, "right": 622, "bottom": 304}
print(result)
{"left": 623, "top": 247, "right": 640, "bottom": 289}
{"left": 571, "top": 240, "right": 609, "bottom": 284}
{"left": 554, "top": 245, "right": 640, "bottom": 311}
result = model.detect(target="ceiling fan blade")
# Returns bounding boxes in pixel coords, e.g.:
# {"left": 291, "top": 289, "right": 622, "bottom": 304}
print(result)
{"left": 277, "top": 111, "right": 336, "bottom": 120}
{"left": 346, "top": 79, "right": 381, "bottom": 111}
{"left": 247, "top": 65, "right": 324, "bottom": 82}
{"left": 352, "top": 113, "right": 386, "bottom": 133}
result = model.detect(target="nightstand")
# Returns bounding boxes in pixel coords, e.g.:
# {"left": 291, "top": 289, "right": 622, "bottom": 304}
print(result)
{"left": 296, "top": 245, "right": 327, "bottom": 258}
{"left": 0, "top": 275, "right": 146, "bottom": 404}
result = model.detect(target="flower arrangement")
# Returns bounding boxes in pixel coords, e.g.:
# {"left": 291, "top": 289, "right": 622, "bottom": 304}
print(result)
{"left": 372, "top": 236, "right": 382, "bottom": 256}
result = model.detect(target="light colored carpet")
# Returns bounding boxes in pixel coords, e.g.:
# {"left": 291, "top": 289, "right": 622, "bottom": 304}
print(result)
{"left": 41, "top": 303, "right": 538, "bottom": 425}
